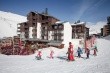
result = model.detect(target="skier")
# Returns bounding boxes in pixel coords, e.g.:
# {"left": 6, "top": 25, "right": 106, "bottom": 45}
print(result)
{"left": 86, "top": 48, "right": 90, "bottom": 59}
{"left": 50, "top": 50, "right": 54, "bottom": 59}
{"left": 67, "top": 42, "right": 75, "bottom": 61}
{"left": 77, "top": 47, "right": 82, "bottom": 58}
{"left": 36, "top": 50, "right": 42, "bottom": 60}
{"left": 93, "top": 46, "right": 98, "bottom": 56}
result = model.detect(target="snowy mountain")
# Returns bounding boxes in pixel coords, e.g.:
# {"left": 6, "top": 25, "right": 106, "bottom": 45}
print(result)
{"left": 0, "top": 38, "right": 110, "bottom": 73}
{"left": 0, "top": 11, "right": 27, "bottom": 38}
{"left": 88, "top": 22, "right": 106, "bottom": 35}
{"left": 71, "top": 21, "right": 106, "bottom": 35}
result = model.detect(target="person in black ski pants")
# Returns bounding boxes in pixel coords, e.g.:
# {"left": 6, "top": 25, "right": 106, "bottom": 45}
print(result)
{"left": 86, "top": 48, "right": 90, "bottom": 59}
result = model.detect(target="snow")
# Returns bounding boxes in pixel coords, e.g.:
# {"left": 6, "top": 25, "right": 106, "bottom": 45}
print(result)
{"left": 0, "top": 11, "right": 27, "bottom": 38}
{"left": 88, "top": 21, "right": 106, "bottom": 35}
{"left": 0, "top": 38, "right": 110, "bottom": 73}
{"left": 103, "top": 35, "right": 110, "bottom": 40}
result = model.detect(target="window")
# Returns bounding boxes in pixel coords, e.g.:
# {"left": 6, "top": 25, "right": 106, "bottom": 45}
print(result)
{"left": 58, "top": 24, "right": 63, "bottom": 29}
{"left": 33, "top": 19, "right": 35, "bottom": 21}
{"left": 33, "top": 23, "right": 36, "bottom": 26}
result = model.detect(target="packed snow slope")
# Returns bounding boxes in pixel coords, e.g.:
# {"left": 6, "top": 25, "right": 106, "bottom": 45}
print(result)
{"left": 0, "top": 11, "right": 27, "bottom": 38}
{"left": 0, "top": 38, "right": 110, "bottom": 73}
{"left": 103, "top": 35, "right": 110, "bottom": 40}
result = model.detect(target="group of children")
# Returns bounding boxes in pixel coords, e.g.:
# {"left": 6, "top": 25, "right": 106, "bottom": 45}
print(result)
{"left": 76, "top": 44, "right": 98, "bottom": 59}
{"left": 36, "top": 49, "right": 54, "bottom": 60}
{"left": 67, "top": 42, "right": 98, "bottom": 61}
{"left": 35, "top": 42, "right": 98, "bottom": 61}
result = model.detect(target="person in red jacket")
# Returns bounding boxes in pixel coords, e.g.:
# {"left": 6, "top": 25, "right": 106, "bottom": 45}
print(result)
{"left": 50, "top": 50, "right": 54, "bottom": 59}
{"left": 67, "top": 42, "right": 75, "bottom": 61}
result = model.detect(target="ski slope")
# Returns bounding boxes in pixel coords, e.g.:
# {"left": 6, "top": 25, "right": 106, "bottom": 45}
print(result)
{"left": 0, "top": 11, "right": 27, "bottom": 38}
{"left": 0, "top": 38, "right": 110, "bottom": 73}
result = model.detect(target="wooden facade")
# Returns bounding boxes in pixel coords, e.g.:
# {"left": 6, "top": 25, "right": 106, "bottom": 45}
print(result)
{"left": 51, "top": 23, "right": 64, "bottom": 41}
{"left": 101, "top": 17, "right": 110, "bottom": 37}
{"left": 71, "top": 24, "right": 89, "bottom": 39}
{"left": 17, "top": 22, "right": 29, "bottom": 38}
{"left": 17, "top": 9, "right": 59, "bottom": 39}
{"left": 103, "top": 24, "right": 110, "bottom": 36}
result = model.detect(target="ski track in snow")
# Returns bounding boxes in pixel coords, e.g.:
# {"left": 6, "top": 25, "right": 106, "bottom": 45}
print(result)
{"left": 0, "top": 39, "right": 110, "bottom": 73}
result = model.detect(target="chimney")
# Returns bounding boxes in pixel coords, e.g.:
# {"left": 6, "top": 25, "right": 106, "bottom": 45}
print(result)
{"left": 45, "top": 8, "right": 48, "bottom": 15}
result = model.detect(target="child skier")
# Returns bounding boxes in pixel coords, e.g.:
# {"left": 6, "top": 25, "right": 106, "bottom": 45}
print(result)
{"left": 36, "top": 50, "right": 42, "bottom": 60}
{"left": 77, "top": 47, "right": 82, "bottom": 58}
{"left": 50, "top": 50, "right": 54, "bottom": 59}
{"left": 93, "top": 46, "right": 98, "bottom": 56}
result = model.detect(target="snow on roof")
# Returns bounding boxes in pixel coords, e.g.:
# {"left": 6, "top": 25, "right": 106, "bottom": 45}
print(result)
{"left": 71, "top": 22, "right": 86, "bottom": 25}
{"left": 54, "top": 21, "right": 70, "bottom": 25}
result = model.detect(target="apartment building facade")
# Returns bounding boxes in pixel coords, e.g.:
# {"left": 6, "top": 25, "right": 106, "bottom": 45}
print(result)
{"left": 17, "top": 10, "right": 89, "bottom": 48}
{"left": 103, "top": 24, "right": 110, "bottom": 36}
{"left": 101, "top": 16, "right": 110, "bottom": 36}
{"left": 71, "top": 22, "right": 89, "bottom": 39}
{"left": 17, "top": 22, "right": 29, "bottom": 39}
{"left": 17, "top": 10, "right": 59, "bottom": 40}
{"left": 47, "top": 21, "right": 72, "bottom": 47}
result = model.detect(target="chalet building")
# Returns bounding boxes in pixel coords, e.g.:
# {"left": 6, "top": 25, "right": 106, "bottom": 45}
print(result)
{"left": 101, "top": 16, "right": 110, "bottom": 36}
{"left": 17, "top": 8, "right": 59, "bottom": 40}
{"left": 71, "top": 22, "right": 89, "bottom": 39}
{"left": 17, "top": 9, "right": 89, "bottom": 48}
{"left": 27, "top": 10, "right": 59, "bottom": 40}
{"left": 103, "top": 24, "right": 110, "bottom": 36}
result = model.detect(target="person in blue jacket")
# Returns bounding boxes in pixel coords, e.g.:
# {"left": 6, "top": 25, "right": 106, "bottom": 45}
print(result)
{"left": 77, "top": 47, "right": 82, "bottom": 58}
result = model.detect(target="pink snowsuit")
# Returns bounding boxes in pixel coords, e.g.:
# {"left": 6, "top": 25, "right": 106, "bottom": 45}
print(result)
{"left": 36, "top": 51, "right": 42, "bottom": 60}
{"left": 37, "top": 51, "right": 42, "bottom": 57}
{"left": 50, "top": 50, "right": 54, "bottom": 59}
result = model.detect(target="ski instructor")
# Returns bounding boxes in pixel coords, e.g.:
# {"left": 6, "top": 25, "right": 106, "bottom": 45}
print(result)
{"left": 67, "top": 42, "right": 75, "bottom": 61}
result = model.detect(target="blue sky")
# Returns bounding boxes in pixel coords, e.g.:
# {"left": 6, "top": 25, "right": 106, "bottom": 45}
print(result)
{"left": 0, "top": 0, "right": 110, "bottom": 23}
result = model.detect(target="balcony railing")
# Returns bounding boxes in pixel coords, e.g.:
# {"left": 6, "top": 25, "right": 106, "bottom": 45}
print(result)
{"left": 52, "top": 33, "right": 63, "bottom": 36}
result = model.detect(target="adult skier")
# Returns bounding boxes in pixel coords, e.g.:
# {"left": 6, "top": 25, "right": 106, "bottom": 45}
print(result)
{"left": 67, "top": 42, "right": 75, "bottom": 61}
{"left": 93, "top": 46, "right": 98, "bottom": 56}
{"left": 86, "top": 48, "right": 90, "bottom": 59}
